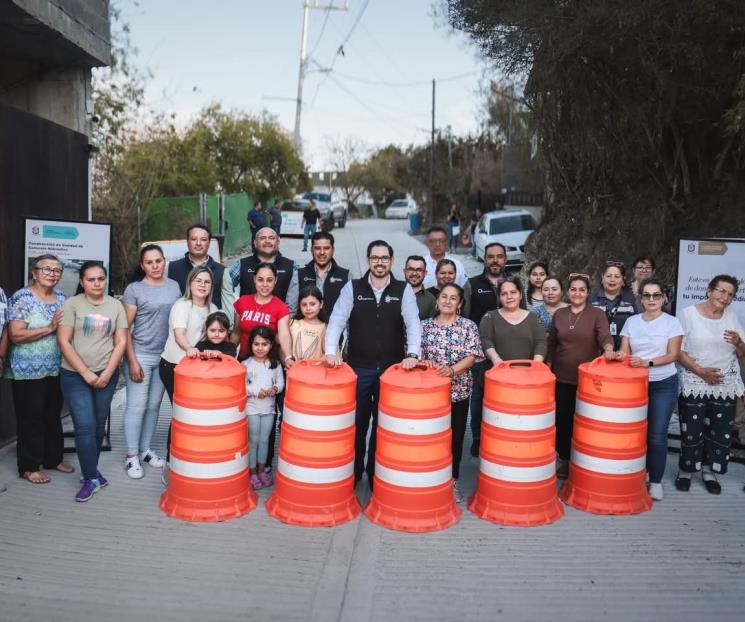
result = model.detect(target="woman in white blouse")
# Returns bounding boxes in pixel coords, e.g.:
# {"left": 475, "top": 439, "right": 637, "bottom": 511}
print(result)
{"left": 675, "top": 274, "right": 745, "bottom": 495}
{"left": 619, "top": 278, "right": 683, "bottom": 500}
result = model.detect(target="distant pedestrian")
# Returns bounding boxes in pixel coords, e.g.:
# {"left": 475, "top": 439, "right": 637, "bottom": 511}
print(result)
{"left": 269, "top": 200, "right": 283, "bottom": 236}
{"left": 57, "top": 262, "right": 128, "bottom": 502}
{"left": 302, "top": 200, "right": 321, "bottom": 252}
{"left": 447, "top": 202, "right": 461, "bottom": 252}
{"left": 248, "top": 201, "right": 268, "bottom": 244}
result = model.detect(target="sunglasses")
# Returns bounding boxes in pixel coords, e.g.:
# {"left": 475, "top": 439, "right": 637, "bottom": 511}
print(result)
{"left": 605, "top": 261, "right": 625, "bottom": 268}
{"left": 641, "top": 292, "right": 664, "bottom": 300}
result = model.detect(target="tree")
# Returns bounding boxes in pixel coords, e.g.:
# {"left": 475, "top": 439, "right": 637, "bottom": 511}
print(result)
{"left": 325, "top": 136, "right": 369, "bottom": 210}
{"left": 447, "top": 1, "right": 745, "bottom": 281}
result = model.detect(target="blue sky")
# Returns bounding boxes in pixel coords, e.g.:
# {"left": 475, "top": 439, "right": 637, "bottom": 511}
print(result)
{"left": 121, "top": 0, "right": 489, "bottom": 169}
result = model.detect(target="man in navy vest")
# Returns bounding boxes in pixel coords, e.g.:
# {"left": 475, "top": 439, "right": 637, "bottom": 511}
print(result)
{"left": 228, "top": 227, "right": 295, "bottom": 301}
{"left": 325, "top": 240, "right": 421, "bottom": 490}
{"left": 286, "top": 231, "right": 349, "bottom": 317}
{"left": 167, "top": 223, "right": 233, "bottom": 311}
{"left": 462, "top": 241, "right": 507, "bottom": 457}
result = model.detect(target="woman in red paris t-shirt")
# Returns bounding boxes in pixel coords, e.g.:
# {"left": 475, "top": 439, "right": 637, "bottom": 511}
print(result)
{"left": 232, "top": 263, "right": 292, "bottom": 362}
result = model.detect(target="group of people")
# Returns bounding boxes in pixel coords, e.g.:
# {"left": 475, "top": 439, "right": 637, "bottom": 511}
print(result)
{"left": 1, "top": 220, "right": 743, "bottom": 505}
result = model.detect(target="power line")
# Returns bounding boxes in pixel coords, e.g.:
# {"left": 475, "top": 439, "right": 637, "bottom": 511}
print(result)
{"left": 328, "top": 69, "right": 478, "bottom": 88}
{"left": 308, "top": 6, "right": 332, "bottom": 58}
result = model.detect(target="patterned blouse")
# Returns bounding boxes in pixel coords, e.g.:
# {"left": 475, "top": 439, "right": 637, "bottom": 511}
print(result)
{"left": 7, "top": 288, "right": 66, "bottom": 380}
{"left": 421, "top": 316, "right": 484, "bottom": 402}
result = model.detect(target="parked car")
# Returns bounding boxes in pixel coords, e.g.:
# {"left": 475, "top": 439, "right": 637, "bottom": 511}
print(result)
{"left": 385, "top": 197, "right": 418, "bottom": 219}
{"left": 301, "top": 191, "right": 348, "bottom": 228}
{"left": 473, "top": 209, "right": 536, "bottom": 269}
{"left": 286, "top": 197, "right": 335, "bottom": 234}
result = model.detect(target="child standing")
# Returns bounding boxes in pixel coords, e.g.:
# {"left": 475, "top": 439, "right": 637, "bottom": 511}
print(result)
{"left": 191, "top": 311, "right": 238, "bottom": 359}
{"left": 243, "top": 326, "right": 284, "bottom": 489}
{"left": 289, "top": 286, "right": 327, "bottom": 360}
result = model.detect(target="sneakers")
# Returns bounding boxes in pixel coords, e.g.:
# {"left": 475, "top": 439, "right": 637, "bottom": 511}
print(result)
{"left": 141, "top": 449, "right": 166, "bottom": 469}
{"left": 648, "top": 482, "right": 663, "bottom": 501}
{"left": 250, "top": 473, "right": 263, "bottom": 490}
{"left": 125, "top": 455, "right": 144, "bottom": 479}
{"left": 75, "top": 478, "right": 101, "bottom": 502}
{"left": 95, "top": 471, "right": 109, "bottom": 488}
{"left": 453, "top": 479, "right": 464, "bottom": 504}
{"left": 258, "top": 471, "right": 273, "bottom": 488}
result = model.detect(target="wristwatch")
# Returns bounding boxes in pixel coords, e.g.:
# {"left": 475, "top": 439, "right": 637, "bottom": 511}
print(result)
{"left": 406, "top": 353, "right": 419, "bottom": 360}
{"left": 648, "top": 360, "right": 655, "bottom": 367}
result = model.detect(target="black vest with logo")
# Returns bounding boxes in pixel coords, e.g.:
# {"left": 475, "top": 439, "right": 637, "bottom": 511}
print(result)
{"left": 468, "top": 273, "right": 499, "bottom": 326}
{"left": 167, "top": 254, "right": 225, "bottom": 309}
{"left": 347, "top": 274, "right": 406, "bottom": 370}
{"left": 297, "top": 259, "right": 350, "bottom": 316}
{"left": 238, "top": 253, "right": 295, "bottom": 300}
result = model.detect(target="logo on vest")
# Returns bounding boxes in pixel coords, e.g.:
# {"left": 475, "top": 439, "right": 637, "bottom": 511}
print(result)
{"left": 477, "top": 288, "right": 493, "bottom": 295}
{"left": 357, "top": 294, "right": 375, "bottom": 301}
{"left": 330, "top": 276, "right": 344, "bottom": 283}
{"left": 384, "top": 295, "right": 400, "bottom": 303}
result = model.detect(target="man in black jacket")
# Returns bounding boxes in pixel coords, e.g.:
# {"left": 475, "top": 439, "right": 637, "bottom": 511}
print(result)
{"left": 228, "top": 227, "right": 295, "bottom": 301}
{"left": 167, "top": 223, "right": 233, "bottom": 311}
{"left": 286, "top": 231, "right": 349, "bottom": 317}
{"left": 324, "top": 240, "right": 421, "bottom": 489}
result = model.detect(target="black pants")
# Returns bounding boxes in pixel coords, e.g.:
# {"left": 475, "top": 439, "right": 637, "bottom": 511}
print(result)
{"left": 678, "top": 394, "right": 736, "bottom": 475}
{"left": 159, "top": 358, "right": 177, "bottom": 460}
{"left": 353, "top": 367, "right": 384, "bottom": 483}
{"left": 12, "top": 377, "right": 64, "bottom": 475}
{"left": 451, "top": 398, "right": 470, "bottom": 479}
{"left": 555, "top": 382, "right": 578, "bottom": 461}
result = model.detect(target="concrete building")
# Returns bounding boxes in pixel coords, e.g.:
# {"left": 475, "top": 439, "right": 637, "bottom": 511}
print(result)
{"left": 0, "top": 0, "right": 111, "bottom": 443}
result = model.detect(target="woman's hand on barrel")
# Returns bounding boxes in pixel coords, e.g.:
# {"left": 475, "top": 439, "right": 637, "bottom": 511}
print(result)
{"left": 628, "top": 356, "right": 645, "bottom": 368}
{"left": 186, "top": 347, "right": 200, "bottom": 359}
{"left": 401, "top": 356, "right": 418, "bottom": 370}
{"left": 325, "top": 353, "right": 342, "bottom": 368}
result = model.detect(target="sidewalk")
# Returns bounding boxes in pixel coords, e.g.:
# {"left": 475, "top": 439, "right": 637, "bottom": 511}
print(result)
{"left": 1, "top": 220, "right": 744, "bottom": 622}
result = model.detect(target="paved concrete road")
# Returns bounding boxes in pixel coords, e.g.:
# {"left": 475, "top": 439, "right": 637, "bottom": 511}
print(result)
{"left": 1, "top": 219, "right": 744, "bottom": 622}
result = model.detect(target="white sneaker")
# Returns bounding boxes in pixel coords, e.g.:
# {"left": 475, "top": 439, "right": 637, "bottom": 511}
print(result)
{"left": 140, "top": 449, "right": 166, "bottom": 469}
{"left": 125, "top": 455, "right": 144, "bottom": 479}
{"left": 453, "top": 479, "right": 464, "bottom": 504}
{"left": 649, "top": 482, "right": 664, "bottom": 501}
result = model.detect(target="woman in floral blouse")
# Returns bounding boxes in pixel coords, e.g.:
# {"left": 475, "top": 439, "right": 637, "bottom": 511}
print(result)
{"left": 421, "top": 283, "right": 483, "bottom": 503}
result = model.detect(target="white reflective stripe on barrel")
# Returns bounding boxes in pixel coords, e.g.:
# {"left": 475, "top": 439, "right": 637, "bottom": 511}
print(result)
{"left": 479, "top": 457, "right": 555, "bottom": 483}
{"left": 482, "top": 406, "right": 555, "bottom": 431}
{"left": 173, "top": 404, "right": 245, "bottom": 426}
{"left": 576, "top": 398, "right": 647, "bottom": 424}
{"left": 374, "top": 464, "right": 452, "bottom": 488}
{"left": 570, "top": 448, "right": 646, "bottom": 475}
{"left": 282, "top": 407, "right": 355, "bottom": 432}
{"left": 170, "top": 452, "right": 247, "bottom": 479}
{"left": 378, "top": 410, "right": 451, "bottom": 436}
{"left": 278, "top": 457, "right": 354, "bottom": 484}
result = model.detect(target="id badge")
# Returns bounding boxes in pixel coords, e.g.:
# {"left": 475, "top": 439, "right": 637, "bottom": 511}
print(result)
{"left": 609, "top": 321, "right": 617, "bottom": 336}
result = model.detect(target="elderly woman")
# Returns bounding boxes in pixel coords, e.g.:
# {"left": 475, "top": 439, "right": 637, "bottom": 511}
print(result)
{"left": 619, "top": 278, "right": 683, "bottom": 500}
{"left": 57, "top": 262, "right": 128, "bottom": 502}
{"left": 547, "top": 273, "right": 616, "bottom": 478}
{"left": 480, "top": 277, "right": 547, "bottom": 366}
{"left": 121, "top": 244, "right": 181, "bottom": 479}
{"left": 7, "top": 254, "right": 74, "bottom": 484}
{"left": 675, "top": 274, "right": 745, "bottom": 494}
{"left": 589, "top": 261, "right": 641, "bottom": 349}
{"left": 421, "top": 283, "right": 483, "bottom": 503}
{"left": 426, "top": 258, "right": 458, "bottom": 299}
{"left": 532, "top": 276, "right": 568, "bottom": 333}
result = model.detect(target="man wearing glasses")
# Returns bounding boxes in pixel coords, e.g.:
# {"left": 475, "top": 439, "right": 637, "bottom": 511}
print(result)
{"left": 325, "top": 240, "right": 422, "bottom": 490}
{"left": 422, "top": 226, "right": 467, "bottom": 289}
{"left": 404, "top": 255, "right": 437, "bottom": 320}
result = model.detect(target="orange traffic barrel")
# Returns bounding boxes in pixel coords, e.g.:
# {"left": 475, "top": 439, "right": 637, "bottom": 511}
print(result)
{"left": 266, "top": 360, "right": 361, "bottom": 527}
{"left": 160, "top": 356, "right": 257, "bottom": 522}
{"left": 365, "top": 363, "right": 461, "bottom": 532}
{"left": 559, "top": 356, "right": 653, "bottom": 515}
{"left": 469, "top": 360, "right": 564, "bottom": 527}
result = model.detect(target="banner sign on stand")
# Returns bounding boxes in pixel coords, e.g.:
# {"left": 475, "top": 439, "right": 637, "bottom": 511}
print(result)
{"left": 24, "top": 218, "right": 112, "bottom": 297}
{"left": 675, "top": 237, "right": 745, "bottom": 327}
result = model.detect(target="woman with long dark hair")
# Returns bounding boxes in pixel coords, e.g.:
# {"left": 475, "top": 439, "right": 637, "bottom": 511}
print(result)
{"left": 121, "top": 244, "right": 181, "bottom": 479}
{"left": 526, "top": 261, "right": 549, "bottom": 311}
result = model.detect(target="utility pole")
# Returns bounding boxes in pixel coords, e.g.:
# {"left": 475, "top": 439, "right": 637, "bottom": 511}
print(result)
{"left": 293, "top": 1, "right": 349, "bottom": 155}
{"left": 429, "top": 78, "right": 435, "bottom": 226}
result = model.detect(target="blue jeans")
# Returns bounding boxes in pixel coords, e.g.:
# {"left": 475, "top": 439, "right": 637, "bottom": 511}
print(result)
{"left": 469, "top": 360, "right": 487, "bottom": 442}
{"left": 60, "top": 368, "right": 119, "bottom": 480}
{"left": 124, "top": 351, "right": 166, "bottom": 455}
{"left": 302, "top": 223, "right": 316, "bottom": 250}
{"left": 646, "top": 373, "right": 678, "bottom": 483}
{"left": 353, "top": 367, "right": 385, "bottom": 482}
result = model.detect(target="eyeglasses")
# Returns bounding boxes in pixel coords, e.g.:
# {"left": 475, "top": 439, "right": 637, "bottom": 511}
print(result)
{"left": 634, "top": 265, "right": 653, "bottom": 272}
{"left": 568, "top": 272, "right": 590, "bottom": 280}
{"left": 405, "top": 267, "right": 424, "bottom": 273}
{"left": 193, "top": 278, "right": 212, "bottom": 286}
{"left": 605, "top": 261, "right": 625, "bottom": 268}
{"left": 369, "top": 256, "right": 391, "bottom": 263}
{"left": 641, "top": 292, "right": 664, "bottom": 300}
{"left": 711, "top": 286, "right": 735, "bottom": 299}
{"left": 36, "top": 266, "right": 63, "bottom": 276}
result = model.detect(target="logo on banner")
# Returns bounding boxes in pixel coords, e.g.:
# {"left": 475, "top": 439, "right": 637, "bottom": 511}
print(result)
{"left": 687, "top": 243, "right": 696, "bottom": 253}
